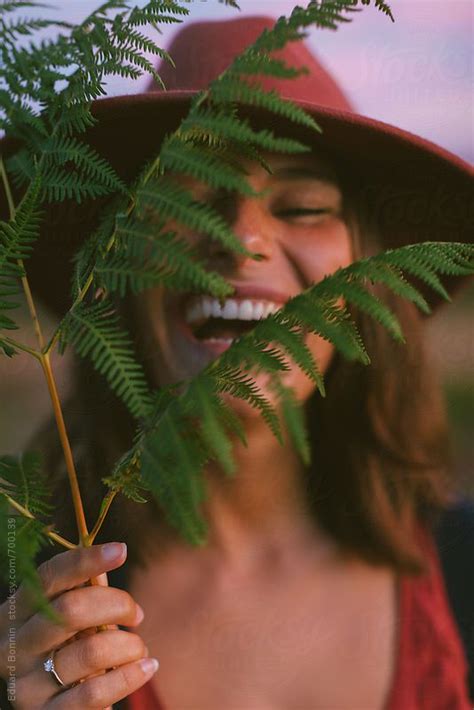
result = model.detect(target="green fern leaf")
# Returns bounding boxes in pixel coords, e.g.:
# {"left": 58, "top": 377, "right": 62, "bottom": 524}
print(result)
{"left": 214, "top": 367, "right": 283, "bottom": 444}
{"left": 231, "top": 49, "right": 307, "bottom": 80}
{"left": 140, "top": 420, "right": 208, "bottom": 546}
{"left": 159, "top": 136, "right": 260, "bottom": 197}
{"left": 97, "top": 226, "right": 233, "bottom": 299}
{"left": 211, "top": 77, "right": 320, "bottom": 132}
{"left": 136, "top": 177, "right": 256, "bottom": 257}
{"left": 270, "top": 376, "right": 311, "bottom": 466}
{"left": 181, "top": 107, "right": 310, "bottom": 155}
{"left": 191, "top": 376, "right": 236, "bottom": 476}
{"left": 360, "top": 0, "right": 394, "bottom": 22}
{"left": 253, "top": 316, "right": 325, "bottom": 392}
{"left": 58, "top": 301, "right": 152, "bottom": 419}
{"left": 102, "top": 448, "right": 149, "bottom": 504}
{"left": 0, "top": 452, "right": 53, "bottom": 518}
{"left": 41, "top": 135, "right": 128, "bottom": 196}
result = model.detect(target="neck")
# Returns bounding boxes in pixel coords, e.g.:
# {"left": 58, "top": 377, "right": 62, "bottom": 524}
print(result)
{"left": 194, "top": 417, "right": 332, "bottom": 574}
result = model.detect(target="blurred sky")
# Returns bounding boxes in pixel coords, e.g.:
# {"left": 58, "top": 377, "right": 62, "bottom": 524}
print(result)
{"left": 29, "top": 0, "right": 474, "bottom": 163}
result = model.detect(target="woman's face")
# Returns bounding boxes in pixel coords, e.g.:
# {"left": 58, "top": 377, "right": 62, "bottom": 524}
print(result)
{"left": 136, "top": 150, "right": 354, "bottom": 415}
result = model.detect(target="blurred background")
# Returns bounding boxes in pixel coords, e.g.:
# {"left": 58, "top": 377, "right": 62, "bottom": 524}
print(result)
{"left": 0, "top": 0, "right": 473, "bottom": 495}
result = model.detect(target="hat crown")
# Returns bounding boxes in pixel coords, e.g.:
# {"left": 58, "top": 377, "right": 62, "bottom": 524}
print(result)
{"left": 148, "top": 15, "right": 353, "bottom": 113}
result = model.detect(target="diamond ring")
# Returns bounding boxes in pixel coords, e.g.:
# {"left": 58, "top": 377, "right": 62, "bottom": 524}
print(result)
{"left": 43, "top": 648, "right": 66, "bottom": 688}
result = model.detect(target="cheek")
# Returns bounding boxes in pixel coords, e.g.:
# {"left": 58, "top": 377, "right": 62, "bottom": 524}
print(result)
{"left": 289, "top": 219, "right": 353, "bottom": 286}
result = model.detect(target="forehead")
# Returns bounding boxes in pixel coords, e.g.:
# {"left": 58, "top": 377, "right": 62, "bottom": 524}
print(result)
{"left": 255, "top": 150, "right": 340, "bottom": 185}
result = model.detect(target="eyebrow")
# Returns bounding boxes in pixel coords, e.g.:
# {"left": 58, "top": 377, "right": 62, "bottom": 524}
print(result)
{"left": 268, "top": 165, "right": 339, "bottom": 184}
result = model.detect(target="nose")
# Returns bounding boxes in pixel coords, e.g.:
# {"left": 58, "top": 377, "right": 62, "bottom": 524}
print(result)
{"left": 203, "top": 194, "right": 273, "bottom": 268}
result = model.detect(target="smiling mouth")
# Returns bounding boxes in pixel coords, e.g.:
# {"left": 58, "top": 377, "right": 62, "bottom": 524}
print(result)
{"left": 184, "top": 295, "right": 284, "bottom": 344}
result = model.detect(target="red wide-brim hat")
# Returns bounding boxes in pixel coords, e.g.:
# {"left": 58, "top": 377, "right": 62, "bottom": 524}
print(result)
{"left": 2, "top": 16, "right": 472, "bottom": 315}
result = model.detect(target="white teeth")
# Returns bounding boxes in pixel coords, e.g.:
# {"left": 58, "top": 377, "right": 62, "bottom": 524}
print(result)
{"left": 222, "top": 300, "right": 239, "bottom": 319}
{"left": 204, "top": 337, "right": 233, "bottom": 344}
{"left": 238, "top": 300, "right": 254, "bottom": 320}
{"left": 202, "top": 298, "right": 212, "bottom": 318}
{"left": 184, "top": 296, "right": 284, "bottom": 325}
{"left": 211, "top": 300, "right": 221, "bottom": 318}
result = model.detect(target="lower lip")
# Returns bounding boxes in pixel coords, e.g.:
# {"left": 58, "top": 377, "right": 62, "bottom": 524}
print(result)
{"left": 198, "top": 338, "right": 234, "bottom": 355}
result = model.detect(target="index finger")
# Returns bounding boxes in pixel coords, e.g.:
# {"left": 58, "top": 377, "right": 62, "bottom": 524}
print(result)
{"left": 3, "top": 542, "right": 127, "bottom": 626}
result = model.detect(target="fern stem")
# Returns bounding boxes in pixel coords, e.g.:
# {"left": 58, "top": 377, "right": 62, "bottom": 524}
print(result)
{"left": 86, "top": 489, "right": 118, "bottom": 545}
{"left": 39, "top": 352, "right": 90, "bottom": 542}
{"left": 20, "top": 265, "right": 46, "bottom": 351}
{"left": 0, "top": 157, "right": 15, "bottom": 219}
{"left": 2, "top": 336, "right": 41, "bottom": 359}
{"left": 0, "top": 158, "right": 47, "bottom": 351}
{"left": 3, "top": 493, "right": 76, "bottom": 550}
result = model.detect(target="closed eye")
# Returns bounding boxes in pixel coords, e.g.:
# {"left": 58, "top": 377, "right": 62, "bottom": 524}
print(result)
{"left": 277, "top": 208, "right": 330, "bottom": 218}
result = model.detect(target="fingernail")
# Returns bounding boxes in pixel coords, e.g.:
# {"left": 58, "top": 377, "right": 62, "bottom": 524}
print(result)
{"left": 134, "top": 604, "right": 145, "bottom": 624}
{"left": 101, "top": 542, "right": 127, "bottom": 562}
{"left": 140, "top": 657, "right": 159, "bottom": 674}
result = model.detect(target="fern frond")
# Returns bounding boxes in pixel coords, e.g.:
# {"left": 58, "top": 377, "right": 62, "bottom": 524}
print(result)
{"left": 285, "top": 296, "right": 369, "bottom": 363}
{"left": 216, "top": 336, "right": 292, "bottom": 375}
{"left": 39, "top": 166, "right": 119, "bottom": 203}
{"left": 231, "top": 49, "right": 307, "bottom": 80}
{"left": 359, "top": 0, "right": 394, "bottom": 22}
{"left": 0, "top": 177, "right": 42, "bottom": 329}
{"left": 58, "top": 301, "right": 152, "bottom": 419}
{"left": 214, "top": 367, "right": 283, "bottom": 444}
{"left": 252, "top": 1, "right": 356, "bottom": 52}
{"left": 41, "top": 135, "right": 128, "bottom": 196}
{"left": 211, "top": 76, "right": 320, "bottom": 133}
{"left": 0, "top": 452, "right": 53, "bottom": 518}
{"left": 140, "top": 420, "right": 208, "bottom": 545}
{"left": 251, "top": 317, "right": 324, "bottom": 392}
{"left": 0, "top": 17, "right": 56, "bottom": 44}
{"left": 345, "top": 242, "right": 474, "bottom": 307}
{"left": 0, "top": 2, "right": 51, "bottom": 13}
{"left": 191, "top": 376, "right": 236, "bottom": 476}
{"left": 127, "top": 0, "right": 189, "bottom": 27}
{"left": 159, "top": 136, "right": 260, "bottom": 197}
{"left": 102, "top": 448, "right": 149, "bottom": 504}
{"left": 270, "top": 376, "right": 311, "bottom": 466}
{"left": 97, "top": 225, "right": 234, "bottom": 298}
{"left": 136, "top": 178, "right": 256, "bottom": 257}
{"left": 0, "top": 496, "right": 58, "bottom": 620}
{"left": 180, "top": 107, "right": 310, "bottom": 155}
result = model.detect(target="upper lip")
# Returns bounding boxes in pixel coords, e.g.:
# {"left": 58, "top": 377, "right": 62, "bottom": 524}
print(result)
{"left": 226, "top": 283, "right": 295, "bottom": 304}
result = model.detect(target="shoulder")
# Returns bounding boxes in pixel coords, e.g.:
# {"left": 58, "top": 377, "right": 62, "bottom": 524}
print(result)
{"left": 394, "top": 512, "right": 473, "bottom": 708}
{"left": 433, "top": 498, "right": 474, "bottom": 701}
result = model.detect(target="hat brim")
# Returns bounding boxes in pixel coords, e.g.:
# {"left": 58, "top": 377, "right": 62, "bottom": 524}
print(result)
{"left": 2, "top": 90, "right": 472, "bottom": 315}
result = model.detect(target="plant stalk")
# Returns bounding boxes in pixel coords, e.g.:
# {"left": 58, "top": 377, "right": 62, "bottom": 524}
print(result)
{"left": 39, "top": 351, "right": 90, "bottom": 542}
{"left": 4, "top": 494, "right": 76, "bottom": 549}
{"left": 0, "top": 157, "right": 91, "bottom": 545}
{"left": 86, "top": 489, "right": 118, "bottom": 545}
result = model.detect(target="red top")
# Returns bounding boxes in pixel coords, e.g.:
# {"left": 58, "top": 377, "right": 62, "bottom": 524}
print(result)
{"left": 127, "top": 526, "right": 471, "bottom": 710}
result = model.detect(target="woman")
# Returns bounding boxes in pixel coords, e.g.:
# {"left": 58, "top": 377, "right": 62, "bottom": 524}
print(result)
{"left": 0, "top": 15, "right": 473, "bottom": 710}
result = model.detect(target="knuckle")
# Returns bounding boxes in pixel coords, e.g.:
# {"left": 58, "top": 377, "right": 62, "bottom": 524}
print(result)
{"left": 122, "top": 591, "right": 138, "bottom": 617}
{"left": 53, "top": 590, "right": 83, "bottom": 628}
{"left": 80, "top": 678, "right": 107, "bottom": 707}
{"left": 13, "top": 676, "right": 34, "bottom": 709}
{"left": 79, "top": 635, "right": 105, "bottom": 669}
{"left": 124, "top": 631, "right": 147, "bottom": 658}
{"left": 114, "top": 663, "right": 135, "bottom": 690}
{"left": 37, "top": 557, "right": 56, "bottom": 596}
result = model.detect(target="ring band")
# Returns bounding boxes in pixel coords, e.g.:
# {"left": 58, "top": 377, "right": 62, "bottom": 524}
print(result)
{"left": 43, "top": 648, "right": 66, "bottom": 688}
